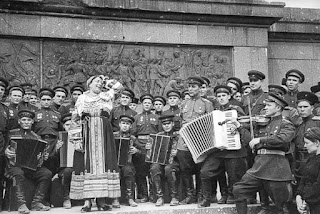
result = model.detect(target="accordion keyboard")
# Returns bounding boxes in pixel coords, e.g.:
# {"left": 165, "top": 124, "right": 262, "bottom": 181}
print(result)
{"left": 224, "top": 110, "right": 241, "bottom": 150}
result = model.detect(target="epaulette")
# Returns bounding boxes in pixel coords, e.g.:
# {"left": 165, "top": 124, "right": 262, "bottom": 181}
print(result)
{"left": 312, "top": 116, "right": 320, "bottom": 121}
{"left": 157, "top": 131, "right": 165, "bottom": 135}
{"left": 30, "top": 131, "right": 41, "bottom": 139}
{"left": 9, "top": 128, "right": 20, "bottom": 134}
{"left": 3, "top": 102, "right": 9, "bottom": 107}
{"left": 52, "top": 109, "right": 61, "bottom": 115}
{"left": 113, "top": 131, "right": 120, "bottom": 138}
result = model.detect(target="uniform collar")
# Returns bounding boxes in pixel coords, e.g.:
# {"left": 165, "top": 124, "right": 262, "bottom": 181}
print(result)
{"left": 269, "top": 114, "right": 283, "bottom": 121}
{"left": 9, "top": 103, "right": 19, "bottom": 109}
{"left": 120, "top": 131, "right": 130, "bottom": 137}
{"left": 169, "top": 106, "right": 179, "bottom": 111}
{"left": 251, "top": 88, "right": 263, "bottom": 96}
{"left": 302, "top": 114, "right": 314, "bottom": 122}
{"left": 143, "top": 110, "right": 152, "bottom": 114}
{"left": 288, "top": 89, "right": 299, "bottom": 96}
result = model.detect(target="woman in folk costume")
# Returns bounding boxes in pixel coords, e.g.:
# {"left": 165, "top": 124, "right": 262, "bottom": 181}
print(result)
{"left": 70, "top": 75, "right": 123, "bottom": 212}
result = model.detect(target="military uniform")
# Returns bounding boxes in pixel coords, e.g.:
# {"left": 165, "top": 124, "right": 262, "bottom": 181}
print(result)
{"left": 111, "top": 106, "right": 137, "bottom": 132}
{"left": 283, "top": 69, "right": 305, "bottom": 108}
{"left": 233, "top": 95, "right": 296, "bottom": 214}
{"left": 7, "top": 103, "right": 21, "bottom": 130}
{"left": 58, "top": 101, "right": 76, "bottom": 115}
{"left": 243, "top": 88, "right": 268, "bottom": 116}
{"left": 162, "top": 106, "right": 181, "bottom": 132}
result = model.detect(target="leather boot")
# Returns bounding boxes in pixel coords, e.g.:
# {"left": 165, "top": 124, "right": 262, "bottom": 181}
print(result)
{"left": 153, "top": 176, "right": 164, "bottom": 206}
{"left": 125, "top": 177, "right": 137, "bottom": 207}
{"left": 167, "top": 172, "right": 178, "bottom": 206}
{"left": 137, "top": 177, "right": 148, "bottom": 203}
{"left": 179, "top": 175, "right": 194, "bottom": 205}
{"left": 31, "top": 178, "right": 50, "bottom": 211}
{"left": 14, "top": 176, "right": 27, "bottom": 209}
{"left": 198, "top": 179, "right": 211, "bottom": 208}
{"left": 18, "top": 204, "right": 30, "bottom": 214}
{"left": 62, "top": 174, "right": 71, "bottom": 209}
{"left": 236, "top": 200, "right": 248, "bottom": 214}
{"left": 258, "top": 190, "right": 270, "bottom": 214}
{"left": 148, "top": 176, "right": 154, "bottom": 203}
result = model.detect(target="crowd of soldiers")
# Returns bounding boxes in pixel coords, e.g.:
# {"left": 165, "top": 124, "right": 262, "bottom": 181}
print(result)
{"left": 0, "top": 67, "right": 319, "bottom": 214}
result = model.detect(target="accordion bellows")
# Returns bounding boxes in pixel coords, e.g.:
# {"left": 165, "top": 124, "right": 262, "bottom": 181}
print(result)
{"left": 70, "top": 170, "right": 121, "bottom": 199}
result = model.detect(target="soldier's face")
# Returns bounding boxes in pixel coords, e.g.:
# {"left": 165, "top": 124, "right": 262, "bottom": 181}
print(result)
{"left": 142, "top": 99, "right": 153, "bottom": 111}
{"left": 120, "top": 94, "right": 131, "bottom": 106}
{"left": 227, "top": 82, "right": 238, "bottom": 96}
{"left": 153, "top": 101, "right": 164, "bottom": 112}
{"left": 249, "top": 79, "right": 262, "bottom": 91}
{"left": 23, "top": 91, "right": 32, "bottom": 102}
{"left": 129, "top": 103, "right": 137, "bottom": 111}
{"left": 264, "top": 102, "right": 280, "bottom": 116}
{"left": 162, "top": 121, "right": 174, "bottom": 133}
{"left": 188, "top": 84, "right": 200, "bottom": 97}
{"left": 168, "top": 96, "right": 179, "bottom": 107}
{"left": 297, "top": 101, "right": 314, "bottom": 118}
{"left": 29, "top": 95, "right": 38, "bottom": 105}
{"left": 40, "top": 95, "right": 52, "bottom": 108}
{"left": 119, "top": 121, "right": 131, "bottom": 132}
{"left": 53, "top": 92, "right": 66, "bottom": 105}
{"left": 19, "top": 117, "right": 34, "bottom": 130}
{"left": 63, "top": 120, "right": 72, "bottom": 132}
{"left": 0, "top": 86, "right": 5, "bottom": 99}
{"left": 286, "top": 76, "right": 300, "bottom": 91}
{"left": 303, "top": 137, "right": 319, "bottom": 154}
{"left": 216, "top": 92, "right": 230, "bottom": 106}
{"left": 10, "top": 90, "right": 23, "bottom": 105}
{"left": 233, "top": 92, "right": 242, "bottom": 102}
{"left": 200, "top": 84, "right": 208, "bottom": 97}
{"left": 243, "top": 88, "right": 251, "bottom": 96}
{"left": 72, "top": 91, "right": 82, "bottom": 102}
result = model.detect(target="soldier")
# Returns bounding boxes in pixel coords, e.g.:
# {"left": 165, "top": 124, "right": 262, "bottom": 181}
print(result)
{"left": 243, "top": 70, "right": 268, "bottom": 116}
{"left": 113, "top": 115, "right": 139, "bottom": 207}
{"left": 153, "top": 96, "right": 166, "bottom": 116}
{"left": 7, "top": 86, "right": 25, "bottom": 130}
{"left": 129, "top": 97, "right": 139, "bottom": 112}
{"left": 241, "top": 82, "right": 251, "bottom": 97}
{"left": 34, "top": 88, "right": 62, "bottom": 175}
{"left": 177, "top": 77, "right": 213, "bottom": 204}
{"left": 283, "top": 69, "right": 305, "bottom": 108}
{"left": 131, "top": 94, "right": 160, "bottom": 202}
{"left": 5, "top": 109, "right": 52, "bottom": 213}
{"left": 147, "top": 114, "right": 179, "bottom": 206}
{"left": 29, "top": 89, "right": 38, "bottom": 106}
{"left": 200, "top": 76, "right": 216, "bottom": 104}
{"left": 233, "top": 92, "right": 296, "bottom": 214}
{"left": 0, "top": 77, "right": 9, "bottom": 211}
{"left": 310, "top": 82, "right": 320, "bottom": 116}
{"left": 226, "top": 77, "right": 244, "bottom": 108}
{"left": 51, "top": 86, "right": 68, "bottom": 112}
{"left": 198, "top": 85, "right": 249, "bottom": 208}
{"left": 20, "top": 83, "right": 39, "bottom": 112}
{"left": 110, "top": 88, "right": 137, "bottom": 133}
{"left": 162, "top": 90, "right": 182, "bottom": 133}
{"left": 58, "top": 84, "right": 84, "bottom": 116}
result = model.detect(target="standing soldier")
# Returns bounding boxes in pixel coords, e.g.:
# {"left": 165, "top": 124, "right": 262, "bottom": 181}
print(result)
{"left": 226, "top": 77, "right": 244, "bottom": 109}
{"left": 20, "top": 83, "right": 39, "bottom": 112}
{"left": 131, "top": 94, "right": 160, "bottom": 202}
{"left": 34, "top": 88, "right": 62, "bottom": 175}
{"left": 283, "top": 69, "right": 305, "bottom": 108}
{"left": 153, "top": 96, "right": 166, "bottom": 116}
{"left": 7, "top": 86, "right": 25, "bottom": 130}
{"left": 243, "top": 70, "right": 268, "bottom": 116}
{"left": 110, "top": 88, "right": 137, "bottom": 133}
{"left": 233, "top": 93, "right": 296, "bottom": 214}
{"left": 200, "top": 76, "right": 215, "bottom": 104}
{"left": 51, "top": 86, "right": 68, "bottom": 112}
{"left": 162, "top": 90, "right": 182, "bottom": 133}
{"left": 129, "top": 97, "right": 139, "bottom": 112}
{"left": 58, "top": 84, "right": 84, "bottom": 115}
{"left": 241, "top": 82, "right": 251, "bottom": 97}
{"left": 177, "top": 77, "right": 213, "bottom": 204}
{"left": 310, "top": 82, "right": 320, "bottom": 116}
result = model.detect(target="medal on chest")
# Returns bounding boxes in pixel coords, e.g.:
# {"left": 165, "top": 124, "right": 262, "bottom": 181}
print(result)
{"left": 37, "top": 113, "right": 42, "bottom": 120}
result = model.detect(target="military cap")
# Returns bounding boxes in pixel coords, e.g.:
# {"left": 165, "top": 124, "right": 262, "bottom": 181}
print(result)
{"left": 182, "top": 90, "right": 190, "bottom": 97}
{"left": 53, "top": 86, "right": 68, "bottom": 97}
{"left": 268, "top": 84, "right": 287, "bottom": 96}
{"left": 297, "top": 91, "right": 318, "bottom": 105}
{"left": 18, "top": 109, "right": 35, "bottom": 119}
{"left": 310, "top": 82, "right": 320, "bottom": 94}
{"left": 281, "top": 78, "right": 287, "bottom": 86}
{"left": 70, "top": 84, "right": 85, "bottom": 94}
{"left": 201, "top": 76, "right": 210, "bottom": 86}
{"left": 227, "top": 77, "right": 243, "bottom": 92}
{"left": 248, "top": 70, "right": 265, "bottom": 81}
{"left": 214, "top": 85, "right": 231, "bottom": 95}
{"left": 159, "top": 114, "right": 175, "bottom": 123}
{"left": 121, "top": 88, "right": 135, "bottom": 99}
{"left": 61, "top": 113, "right": 72, "bottom": 124}
{"left": 140, "top": 93, "right": 154, "bottom": 102}
{"left": 132, "top": 97, "right": 139, "bottom": 104}
{"left": 265, "top": 92, "right": 288, "bottom": 108}
{"left": 8, "top": 85, "right": 25, "bottom": 95}
{"left": 20, "top": 83, "right": 33, "bottom": 92}
{"left": 119, "top": 115, "right": 135, "bottom": 124}
{"left": 30, "top": 89, "right": 38, "bottom": 96}
{"left": 0, "top": 77, "right": 9, "bottom": 88}
{"left": 154, "top": 95, "right": 166, "bottom": 106}
{"left": 241, "top": 82, "right": 250, "bottom": 90}
{"left": 187, "top": 76, "right": 205, "bottom": 86}
{"left": 286, "top": 69, "right": 305, "bottom": 83}
{"left": 166, "top": 90, "right": 181, "bottom": 99}
{"left": 39, "top": 87, "right": 55, "bottom": 98}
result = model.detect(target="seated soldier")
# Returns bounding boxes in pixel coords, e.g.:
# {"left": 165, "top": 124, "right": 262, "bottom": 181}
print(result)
{"left": 113, "top": 115, "right": 139, "bottom": 207}
{"left": 147, "top": 114, "right": 179, "bottom": 206}
{"left": 5, "top": 110, "right": 52, "bottom": 214}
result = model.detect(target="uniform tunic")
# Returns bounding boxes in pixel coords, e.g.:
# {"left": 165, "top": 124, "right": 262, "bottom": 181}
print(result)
{"left": 243, "top": 88, "right": 268, "bottom": 116}
{"left": 110, "top": 105, "right": 137, "bottom": 132}
{"left": 283, "top": 89, "right": 299, "bottom": 108}
{"left": 0, "top": 103, "right": 9, "bottom": 182}
{"left": 7, "top": 103, "right": 21, "bottom": 130}
{"left": 58, "top": 101, "right": 76, "bottom": 116}
{"left": 162, "top": 106, "right": 182, "bottom": 132}
{"left": 51, "top": 103, "right": 61, "bottom": 112}
{"left": 19, "top": 101, "right": 39, "bottom": 112}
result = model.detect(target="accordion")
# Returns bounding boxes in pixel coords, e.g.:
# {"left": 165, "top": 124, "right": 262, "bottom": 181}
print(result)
{"left": 59, "top": 131, "right": 76, "bottom": 168}
{"left": 10, "top": 137, "right": 48, "bottom": 171}
{"left": 180, "top": 110, "right": 241, "bottom": 163}
{"left": 114, "top": 137, "right": 132, "bottom": 167}
{"left": 145, "top": 134, "right": 171, "bottom": 165}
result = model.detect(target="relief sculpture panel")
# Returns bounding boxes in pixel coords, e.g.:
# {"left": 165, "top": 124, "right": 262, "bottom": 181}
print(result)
{"left": 1, "top": 38, "right": 233, "bottom": 98}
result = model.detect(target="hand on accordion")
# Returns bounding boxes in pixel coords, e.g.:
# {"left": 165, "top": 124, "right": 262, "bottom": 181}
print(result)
{"left": 129, "top": 146, "right": 139, "bottom": 155}
{"left": 171, "top": 149, "right": 177, "bottom": 157}
{"left": 145, "top": 142, "right": 152, "bottom": 150}
{"left": 55, "top": 140, "right": 64, "bottom": 152}
{"left": 5, "top": 146, "right": 16, "bottom": 159}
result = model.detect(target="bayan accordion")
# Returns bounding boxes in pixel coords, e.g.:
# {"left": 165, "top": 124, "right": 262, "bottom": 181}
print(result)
{"left": 114, "top": 137, "right": 132, "bottom": 167}
{"left": 10, "top": 137, "right": 48, "bottom": 171}
{"left": 59, "top": 131, "right": 76, "bottom": 168}
{"left": 145, "top": 134, "right": 171, "bottom": 165}
{"left": 179, "top": 110, "right": 241, "bottom": 163}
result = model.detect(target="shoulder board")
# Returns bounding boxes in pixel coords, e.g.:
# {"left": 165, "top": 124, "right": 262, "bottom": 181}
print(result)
{"left": 131, "top": 135, "right": 136, "bottom": 140}
{"left": 30, "top": 131, "right": 41, "bottom": 139}
{"left": 9, "top": 128, "right": 20, "bottom": 134}
{"left": 157, "top": 131, "right": 165, "bottom": 135}
{"left": 52, "top": 109, "right": 61, "bottom": 115}
{"left": 312, "top": 116, "right": 320, "bottom": 121}
{"left": 113, "top": 132, "right": 120, "bottom": 137}
{"left": 281, "top": 117, "right": 292, "bottom": 124}
{"left": 201, "top": 98, "right": 211, "bottom": 104}
{"left": 4, "top": 102, "right": 9, "bottom": 107}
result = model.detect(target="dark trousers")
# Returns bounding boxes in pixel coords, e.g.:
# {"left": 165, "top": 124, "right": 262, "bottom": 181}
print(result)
{"left": 233, "top": 173, "right": 292, "bottom": 213}
{"left": 309, "top": 203, "right": 320, "bottom": 214}
{"left": 6, "top": 166, "right": 52, "bottom": 207}
{"left": 200, "top": 156, "right": 247, "bottom": 197}
{"left": 57, "top": 167, "right": 73, "bottom": 200}
{"left": 119, "top": 164, "right": 136, "bottom": 201}
{"left": 132, "top": 153, "right": 150, "bottom": 198}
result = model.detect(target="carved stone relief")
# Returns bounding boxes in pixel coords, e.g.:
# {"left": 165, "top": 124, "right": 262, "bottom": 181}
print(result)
{"left": 0, "top": 38, "right": 233, "bottom": 98}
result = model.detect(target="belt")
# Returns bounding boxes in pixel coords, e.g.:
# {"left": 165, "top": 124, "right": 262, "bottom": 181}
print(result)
{"left": 41, "top": 134, "right": 57, "bottom": 139}
{"left": 138, "top": 135, "right": 150, "bottom": 140}
{"left": 257, "top": 149, "right": 285, "bottom": 156}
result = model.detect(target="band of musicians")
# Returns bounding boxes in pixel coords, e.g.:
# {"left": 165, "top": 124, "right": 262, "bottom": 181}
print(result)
{"left": 0, "top": 68, "right": 320, "bottom": 214}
